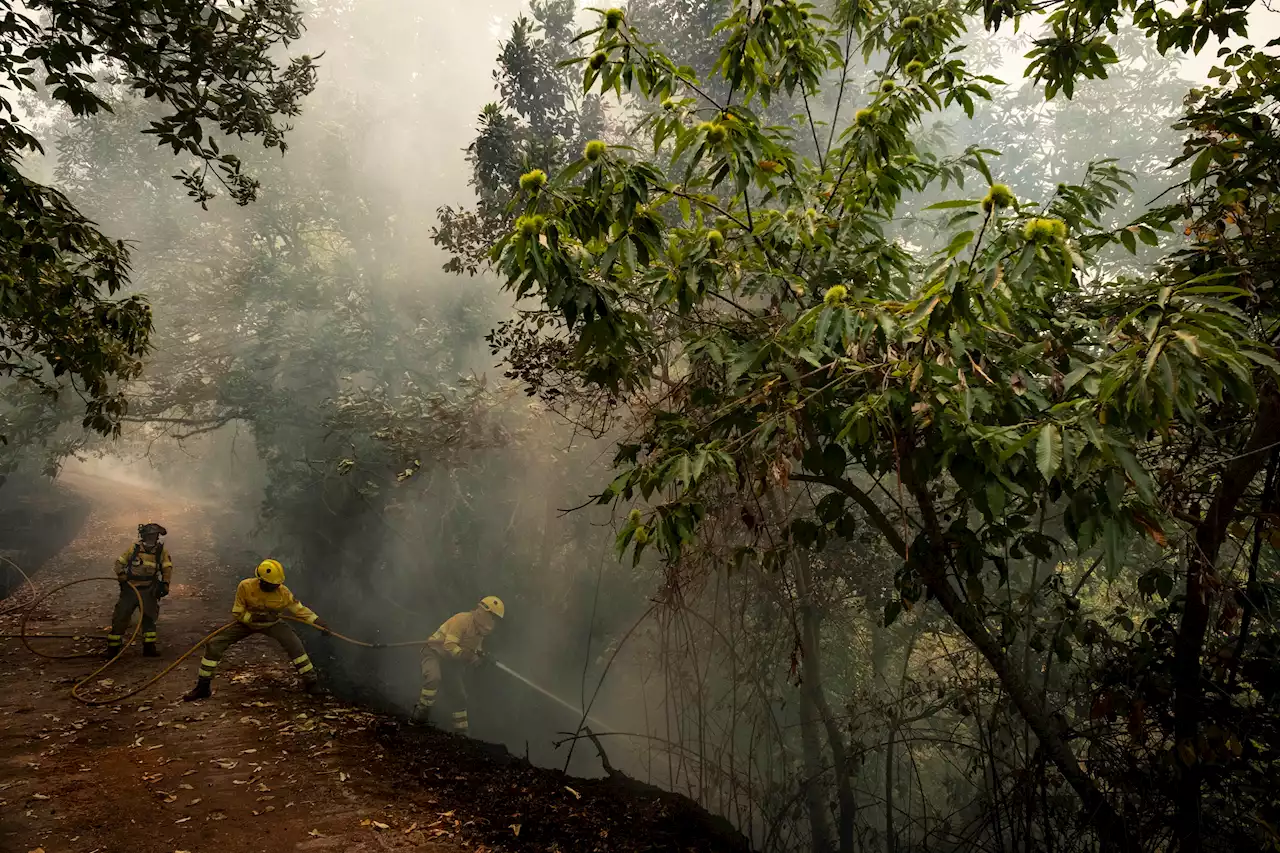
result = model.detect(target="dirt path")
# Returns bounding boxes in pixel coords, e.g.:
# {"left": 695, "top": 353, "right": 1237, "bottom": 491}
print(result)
{"left": 0, "top": 474, "right": 468, "bottom": 853}
{"left": 0, "top": 475, "right": 749, "bottom": 853}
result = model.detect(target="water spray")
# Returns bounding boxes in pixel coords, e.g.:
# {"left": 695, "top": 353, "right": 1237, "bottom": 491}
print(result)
{"left": 493, "top": 660, "right": 615, "bottom": 733}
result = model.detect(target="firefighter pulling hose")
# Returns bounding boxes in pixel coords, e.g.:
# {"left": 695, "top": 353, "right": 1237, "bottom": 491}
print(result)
{"left": 183, "top": 559, "right": 331, "bottom": 701}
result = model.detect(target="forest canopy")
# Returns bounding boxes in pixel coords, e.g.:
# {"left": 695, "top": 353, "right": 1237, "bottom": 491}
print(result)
{"left": 0, "top": 0, "right": 315, "bottom": 439}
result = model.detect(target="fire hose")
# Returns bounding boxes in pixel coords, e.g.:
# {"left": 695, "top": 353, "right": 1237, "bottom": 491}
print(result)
{"left": 2, "top": 571, "right": 612, "bottom": 734}
{"left": 2, "top": 576, "right": 432, "bottom": 706}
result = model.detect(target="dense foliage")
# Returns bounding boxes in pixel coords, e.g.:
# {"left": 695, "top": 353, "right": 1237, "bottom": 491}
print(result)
{"left": 450, "top": 1, "right": 1280, "bottom": 851}
{"left": 0, "top": 0, "right": 315, "bottom": 440}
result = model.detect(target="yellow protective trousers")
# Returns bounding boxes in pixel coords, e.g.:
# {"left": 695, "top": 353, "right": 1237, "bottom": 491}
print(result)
{"left": 414, "top": 648, "right": 469, "bottom": 733}
{"left": 197, "top": 622, "right": 316, "bottom": 685}
{"left": 108, "top": 582, "right": 161, "bottom": 650}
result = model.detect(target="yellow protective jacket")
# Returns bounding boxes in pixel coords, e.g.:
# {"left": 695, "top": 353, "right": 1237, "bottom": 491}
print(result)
{"left": 230, "top": 578, "right": 318, "bottom": 628}
{"left": 115, "top": 543, "right": 173, "bottom": 585}
{"left": 426, "top": 610, "right": 492, "bottom": 663}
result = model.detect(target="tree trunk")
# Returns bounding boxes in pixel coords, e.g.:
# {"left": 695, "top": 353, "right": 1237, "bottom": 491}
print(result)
{"left": 798, "top": 678, "right": 835, "bottom": 853}
{"left": 900, "top": 474, "right": 1134, "bottom": 852}
{"left": 795, "top": 555, "right": 857, "bottom": 853}
{"left": 885, "top": 723, "right": 896, "bottom": 853}
{"left": 1172, "top": 391, "right": 1280, "bottom": 851}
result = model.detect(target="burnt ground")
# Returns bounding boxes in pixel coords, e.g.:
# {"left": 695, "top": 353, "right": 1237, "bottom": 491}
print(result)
{"left": 0, "top": 472, "right": 749, "bottom": 853}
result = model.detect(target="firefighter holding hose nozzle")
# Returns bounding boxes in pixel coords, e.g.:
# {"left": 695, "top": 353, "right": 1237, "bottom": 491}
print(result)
{"left": 183, "top": 559, "right": 331, "bottom": 701}
{"left": 107, "top": 522, "right": 173, "bottom": 658}
{"left": 411, "top": 596, "right": 504, "bottom": 733}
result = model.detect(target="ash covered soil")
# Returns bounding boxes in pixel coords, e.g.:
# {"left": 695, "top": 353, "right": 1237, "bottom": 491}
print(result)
{"left": 0, "top": 473, "right": 749, "bottom": 853}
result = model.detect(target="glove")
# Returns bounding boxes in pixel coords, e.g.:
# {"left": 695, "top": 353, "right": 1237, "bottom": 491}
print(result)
{"left": 118, "top": 579, "right": 129, "bottom": 592}
{"left": 474, "top": 649, "right": 494, "bottom": 668}
{"left": 157, "top": 582, "right": 170, "bottom": 599}
{"left": 314, "top": 620, "right": 332, "bottom": 636}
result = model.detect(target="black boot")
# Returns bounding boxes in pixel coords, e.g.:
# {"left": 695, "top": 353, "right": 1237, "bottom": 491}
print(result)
{"left": 143, "top": 642, "right": 160, "bottom": 657}
{"left": 302, "top": 679, "right": 322, "bottom": 696}
{"left": 183, "top": 677, "right": 212, "bottom": 702}
{"left": 104, "top": 644, "right": 122, "bottom": 660}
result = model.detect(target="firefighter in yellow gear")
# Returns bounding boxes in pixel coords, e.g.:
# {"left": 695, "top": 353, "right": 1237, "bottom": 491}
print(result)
{"left": 411, "top": 596, "right": 504, "bottom": 733}
{"left": 183, "top": 559, "right": 331, "bottom": 701}
{"left": 107, "top": 522, "right": 173, "bottom": 658}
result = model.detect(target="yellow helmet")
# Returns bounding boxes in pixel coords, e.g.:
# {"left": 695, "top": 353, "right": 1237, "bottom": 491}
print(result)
{"left": 479, "top": 595, "right": 505, "bottom": 619}
{"left": 256, "top": 559, "right": 285, "bottom": 585}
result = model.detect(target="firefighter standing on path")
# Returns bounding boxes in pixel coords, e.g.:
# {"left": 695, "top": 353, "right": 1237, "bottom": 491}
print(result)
{"left": 411, "top": 596, "right": 504, "bottom": 733}
{"left": 107, "top": 523, "right": 172, "bottom": 658}
{"left": 183, "top": 559, "right": 331, "bottom": 701}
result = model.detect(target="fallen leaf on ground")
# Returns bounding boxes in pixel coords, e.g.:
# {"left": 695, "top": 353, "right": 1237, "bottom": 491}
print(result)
{"left": 510, "top": 824, "right": 521, "bottom": 837}
{"left": 308, "top": 830, "right": 323, "bottom": 838}
{"left": 175, "top": 817, "right": 190, "bottom": 824}
{"left": 404, "top": 823, "right": 418, "bottom": 834}
{"left": 565, "top": 786, "right": 581, "bottom": 799}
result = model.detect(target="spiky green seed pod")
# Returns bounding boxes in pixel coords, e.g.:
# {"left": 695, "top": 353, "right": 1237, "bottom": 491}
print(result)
{"left": 1050, "top": 219, "right": 1068, "bottom": 241}
{"left": 714, "top": 216, "right": 733, "bottom": 232}
{"left": 604, "top": 7, "right": 625, "bottom": 28}
{"left": 905, "top": 60, "right": 925, "bottom": 77}
{"left": 761, "top": 5, "right": 775, "bottom": 20}
{"left": 634, "top": 526, "right": 649, "bottom": 544}
{"left": 902, "top": 15, "right": 922, "bottom": 30}
{"left": 707, "top": 229, "right": 724, "bottom": 251}
{"left": 1023, "top": 217, "right": 1065, "bottom": 242}
{"left": 628, "top": 508, "right": 642, "bottom": 525}
{"left": 661, "top": 97, "right": 676, "bottom": 110}
{"left": 880, "top": 79, "right": 897, "bottom": 93}
{"left": 516, "top": 215, "right": 539, "bottom": 238}
{"left": 701, "top": 122, "right": 728, "bottom": 144}
{"left": 854, "top": 108, "right": 876, "bottom": 128}
{"left": 584, "top": 139, "right": 607, "bottom": 162}
{"left": 589, "top": 51, "right": 608, "bottom": 70}
{"left": 824, "top": 284, "right": 849, "bottom": 306}
{"left": 519, "top": 169, "right": 547, "bottom": 193}
{"left": 923, "top": 12, "right": 937, "bottom": 26}
{"left": 982, "top": 183, "right": 1015, "bottom": 213}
